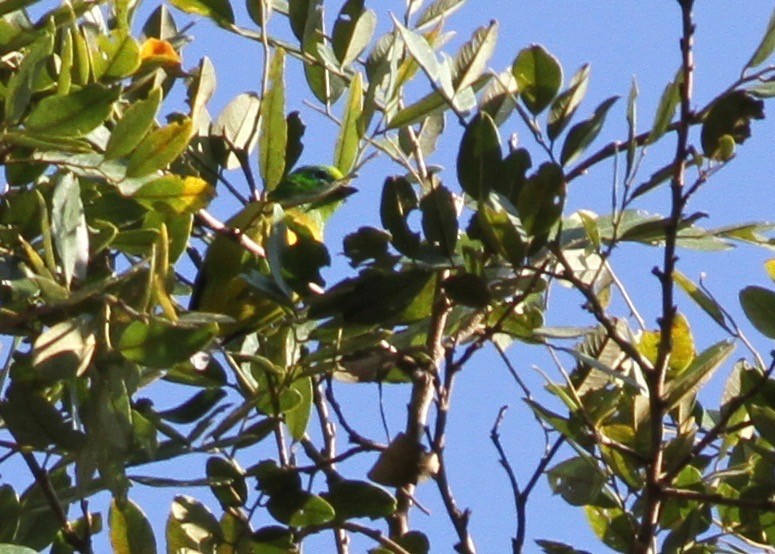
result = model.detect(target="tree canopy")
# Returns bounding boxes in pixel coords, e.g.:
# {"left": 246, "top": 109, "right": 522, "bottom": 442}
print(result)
{"left": 0, "top": 1, "right": 774, "bottom": 553}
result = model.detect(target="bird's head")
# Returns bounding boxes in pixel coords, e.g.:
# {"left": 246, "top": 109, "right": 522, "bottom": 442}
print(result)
{"left": 268, "top": 165, "right": 355, "bottom": 207}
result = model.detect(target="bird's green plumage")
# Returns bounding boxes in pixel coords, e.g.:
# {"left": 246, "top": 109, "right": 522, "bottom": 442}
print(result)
{"left": 190, "top": 165, "right": 352, "bottom": 340}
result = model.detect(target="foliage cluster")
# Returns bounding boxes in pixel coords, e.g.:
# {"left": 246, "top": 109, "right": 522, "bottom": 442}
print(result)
{"left": 0, "top": 0, "right": 774, "bottom": 552}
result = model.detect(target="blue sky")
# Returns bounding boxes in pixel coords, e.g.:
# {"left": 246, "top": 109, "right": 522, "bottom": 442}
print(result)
{"left": 4, "top": 1, "right": 775, "bottom": 552}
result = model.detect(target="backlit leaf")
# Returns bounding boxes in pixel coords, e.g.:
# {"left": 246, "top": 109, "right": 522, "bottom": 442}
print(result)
{"left": 452, "top": 20, "right": 498, "bottom": 92}
{"left": 126, "top": 118, "right": 194, "bottom": 177}
{"left": 560, "top": 96, "right": 618, "bottom": 167}
{"left": 745, "top": 8, "right": 775, "bottom": 70}
{"left": 105, "top": 87, "right": 163, "bottom": 160}
{"left": 109, "top": 498, "right": 157, "bottom": 554}
{"left": 512, "top": 45, "right": 562, "bottom": 115}
{"left": 646, "top": 73, "right": 680, "bottom": 145}
{"left": 259, "top": 48, "right": 287, "bottom": 192}
{"left": 334, "top": 72, "right": 363, "bottom": 174}
{"left": 133, "top": 175, "right": 215, "bottom": 215}
{"left": 548, "top": 64, "right": 590, "bottom": 141}
{"left": 25, "top": 84, "right": 121, "bottom": 137}
{"left": 168, "top": 0, "right": 234, "bottom": 26}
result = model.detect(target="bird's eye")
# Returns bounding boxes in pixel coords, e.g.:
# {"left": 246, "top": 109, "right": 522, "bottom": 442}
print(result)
{"left": 314, "top": 169, "right": 330, "bottom": 180}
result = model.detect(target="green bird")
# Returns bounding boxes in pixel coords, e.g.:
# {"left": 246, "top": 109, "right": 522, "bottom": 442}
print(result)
{"left": 190, "top": 165, "right": 354, "bottom": 341}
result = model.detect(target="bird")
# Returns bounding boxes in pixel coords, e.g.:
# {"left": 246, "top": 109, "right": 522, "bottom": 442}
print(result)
{"left": 189, "top": 165, "right": 354, "bottom": 342}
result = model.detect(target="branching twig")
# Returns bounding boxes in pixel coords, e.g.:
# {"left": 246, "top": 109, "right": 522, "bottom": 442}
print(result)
{"left": 195, "top": 209, "right": 266, "bottom": 258}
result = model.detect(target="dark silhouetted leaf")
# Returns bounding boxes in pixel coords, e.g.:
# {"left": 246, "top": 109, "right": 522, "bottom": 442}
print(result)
{"left": 701, "top": 91, "right": 765, "bottom": 160}
{"left": 456, "top": 111, "right": 502, "bottom": 199}
{"left": 740, "top": 285, "right": 775, "bottom": 338}
{"left": 548, "top": 64, "right": 590, "bottom": 141}
{"left": 560, "top": 96, "right": 618, "bottom": 166}
{"left": 206, "top": 457, "right": 247, "bottom": 508}
{"left": 322, "top": 480, "right": 396, "bottom": 520}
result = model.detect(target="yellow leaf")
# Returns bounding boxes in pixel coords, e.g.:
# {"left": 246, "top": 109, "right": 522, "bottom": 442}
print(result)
{"left": 765, "top": 258, "right": 775, "bottom": 284}
{"left": 637, "top": 313, "right": 695, "bottom": 374}
{"left": 134, "top": 175, "right": 215, "bottom": 215}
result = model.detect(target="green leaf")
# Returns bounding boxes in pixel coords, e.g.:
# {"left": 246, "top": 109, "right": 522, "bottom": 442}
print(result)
{"left": 32, "top": 316, "right": 96, "bottom": 381}
{"left": 625, "top": 77, "right": 638, "bottom": 180}
{"left": 584, "top": 504, "right": 636, "bottom": 552}
{"left": 535, "top": 539, "right": 592, "bottom": 554}
{"left": 289, "top": 0, "right": 317, "bottom": 41}
{"left": 24, "top": 84, "right": 121, "bottom": 137}
{"left": 748, "top": 403, "right": 775, "bottom": 445}
{"left": 308, "top": 268, "right": 434, "bottom": 325}
{"left": 5, "top": 31, "right": 53, "bottom": 125}
{"left": 259, "top": 48, "right": 287, "bottom": 192}
{"left": 51, "top": 172, "right": 89, "bottom": 285}
{"left": 285, "top": 376, "right": 312, "bottom": 440}
{"left": 512, "top": 45, "right": 563, "bottom": 115}
{"left": 456, "top": 111, "right": 502, "bottom": 199}
{"left": 212, "top": 92, "right": 261, "bottom": 169}
{"left": 267, "top": 491, "right": 335, "bottom": 527}
{"left": 415, "top": 0, "right": 465, "bottom": 31}
{"left": 168, "top": 0, "right": 234, "bottom": 26}
{"left": 476, "top": 194, "right": 527, "bottom": 266}
{"left": 206, "top": 457, "right": 248, "bottom": 508}
{"left": 673, "top": 270, "right": 725, "bottom": 327}
{"left": 664, "top": 340, "right": 735, "bottom": 411}
{"left": 380, "top": 176, "right": 421, "bottom": 256}
{"left": 388, "top": 88, "right": 447, "bottom": 129}
{"left": 133, "top": 175, "right": 215, "bottom": 215}
{"left": 92, "top": 31, "right": 141, "bottom": 81}
{"left": 393, "top": 17, "right": 440, "bottom": 82}
{"left": 745, "top": 8, "right": 775, "bottom": 70}
{"left": 517, "top": 162, "right": 565, "bottom": 242}
{"left": 0, "top": 0, "right": 41, "bottom": 17}
{"left": 109, "top": 498, "right": 157, "bottom": 554}
{"left": 105, "top": 87, "right": 163, "bottom": 160}
{"left": 156, "top": 389, "right": 226, "bottom": 423}
{"left": 740, "top": 285, "right": 775, "bottom": 339}
{"left": 118, "top": 319, "right": 218, "bottom": 368}
{"left": 332, "top": 0, "right": 376, "bottom": 67}
{"left": 442, "top": 273, "right": 491, "bottom": 308}
{"left": 452, "top": 20, "right": 499, "bottom": 92}
{"left": 646, "top": 73, "right": 680, "bottom": 145}
{"left": 166, "top": 496, "right": 223, "bottom": 551}
{"left": 0, "top": 485, "right": 21, "bottom": 542}
{"left": 420, "top": 185, "right": 459, "bottom": 255}
{"left": 322, "top": 480, "right": 396, "bottom": 520}
{"left": 334, "top": 72, "right": 363, "bottom": 174}
{"left": 0, "top": 545, "right": 37, "bottom": 554}
{"left": 701, "top": 91, "right": 765, "bottom": 160}
{"left": 548, "top": 64, "right": 590, "bottom": 141}
{"left": 125, "top": 118, "right": 194, "bottom": 177}
{"left": 560, "top": 96, "right": 618, "bottom": 166}
{"left": 548, "top": 456, "right": 607, "bottom": 506}
{"left": 301, "top": 2, "right": 345, "bottom": 104}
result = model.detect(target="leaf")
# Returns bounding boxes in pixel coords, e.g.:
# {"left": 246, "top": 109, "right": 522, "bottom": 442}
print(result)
{"left": 664, "top": 340, "right": 735, "bottom": 411}
{"left": 301, "top": 2, "right": 345, "bottom": 104}
{"left": 206, "top": 457, "right": 247, "bottom": 508}
{"left": 452, "top": 20, "right": 499, "bottom": 92}
{"left": 548, "top": 64, "right": 590, "bottom": 141}
{"left": 32, "top": 316, "right": 96, "bottom": 380}
{"left": 51, "top": 172, "right": 89, "bottom": 285}
{"left": 701, "top": 91, "right": 765, "bottom": 160}
{"left": 118, "top": 319, "right": 218, "bottom": 368}
{"left": 517, "top": 162, "right": 565, "bottom": 243}
{"left": 442, "top": 273, "right": 491, "bottom": 308}
{"left": 267, "top": 491, "right": 335, "bottom": 527}
{"left": 105, "top": 87, "right": 163, "bottom": 160}
{"left": 0, "top": 0, "right": 41, "bottom": 17}
{"left": 92, "top": 31, "right": 141, "bottom": 81}
{"left": 625, "top": 77, "right": 639, "bottom": 180}
{"left": 133, "top": 175, "right": 215, "bottom": 215}
{"left": 673, "top": 271, "right": 725, "bottom": 327}
{"left": 322, "top": 480, "right": 396, "bottom": 520}
{"left": 212, "top": 92, "right": 261, "bottom": 169}
{"left": 548, "top": 456, "right": 607, "bottom": 506}
{"left": 637, "top": 313, "right": 696, "bottom": 374}
{"left": 380, "top": 176, "right": 421, "bottom": 256}
{"left": 740, "top": 285, "right": 775, "bottom": 339}
{"left": 168, "top": 0, "right": 234, "bottom": 26}
{"left": 560, "top": 95, "right": 618, "bottom": 166}
{"left": 334, "top": 72, "right": 363, "bottom": 174}
{"left": 456, "top": 111, "right": 502, "bottom": 199}
{"left": 512, "top": 45, "right": 563, "bottom": 115}
{"left": 167, "top": 495, "right": 223, "bottom": 550}
{"left": 584, "top": 504, "right": 636, "bottom": 552}
{"left": 745, "top": 8, "right": 775, "bottom": 70}
{"left": 393, "top": 17, "right": 440, "bottom": 82}
{"left": 415, "top": 0, "right": 465, "bottom": 31}
{"left": 157, "top": 389, "right": 226, "bottom": 423}
{"left": 285, "top": 376, "right": 313, "bottom": 440}
{"left": 5, "top": 31, "right": 53, "bottom": 125}
{"left": 388, "top": 88, "right": 447, "bottom": 129}
{"left": 109, "top": 498, "right": 157, "bottom": 554}
{"left": 646, "top": 73, "right": 680, "bottom": 145}
{"left": 259, "top": 48, "right": 287, "bottom": 192}
{"left": 476, "top": 194, "right": 528, "bottom": 266}
{"left": 420, "top": 185, "right": 458, "bottom": 255}
{"left": 24, "top": 84, "right": 121, "bottom": 137}
{"left": 332, "top": 0, "right": 376, "bottom": 67}
{"left": 307, "top": 268, "right": 433, "bottom": 325}
{"left": 125, "top": 118, "right": 194, "bottom": 177}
